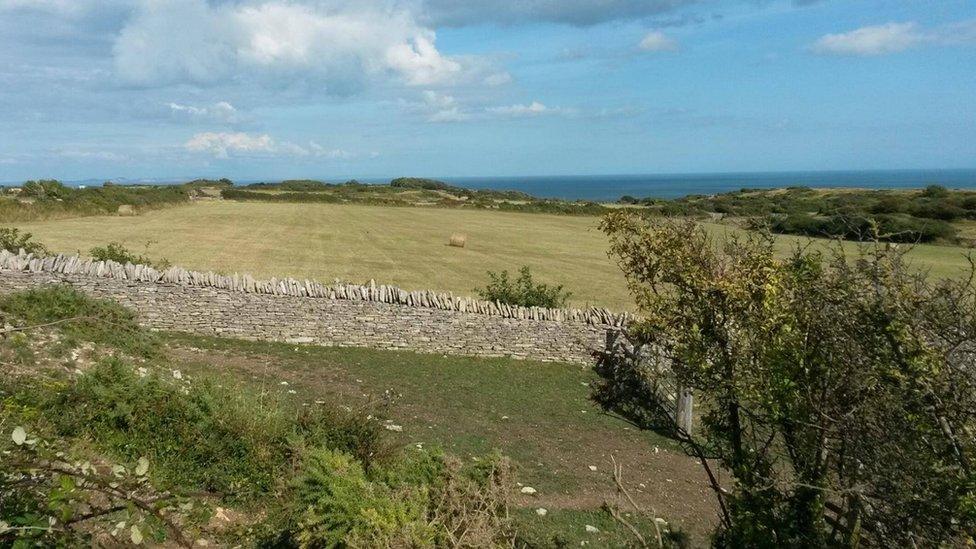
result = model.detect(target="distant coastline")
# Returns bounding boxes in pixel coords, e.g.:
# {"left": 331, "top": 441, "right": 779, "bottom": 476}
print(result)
{"left": 11, "top": 169, "right": 976, "bottom": 202}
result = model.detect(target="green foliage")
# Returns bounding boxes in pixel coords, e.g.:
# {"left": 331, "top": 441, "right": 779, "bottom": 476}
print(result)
{"left": 266, "top": 448, "right": 514, "bottom": 548}
{"left": 221, "top": 188, "right": 342, "bottom": 203}
{"left": 0, "top": 180, "right": 189, "bottom": 222}
{"left": 182, "top": 178, "right": 233, "bottom": 188}
{"left": 764, "top": 212, "right": 957, "bottom": 243}
{"left": 0, "top": 285, "right": 157, "bottom": 357}
{"left": 0, "top": 227, "right": 48, "bottom": 255}
{"left": 21, "top": 179, "right": 70, "bottom": 200}
{"left": 477, "top": 266, "right": 572, "bottom": 308}
{"left": 598, "top": 213, "right": 976, "bottom": 547}
{"left": 390, "top": 177, "right": 456, "bottom": 191}
{"left": 88, "top": 241, "right": 169, "bottom": 269}
{"left": 89, "top": 241, "right": 150, "bottom": 265}
{"left": 35, "top": 359, "right": 383, "bottom": 501}
{"left": 921, "top": 184, "right": 950, "bottom": 198}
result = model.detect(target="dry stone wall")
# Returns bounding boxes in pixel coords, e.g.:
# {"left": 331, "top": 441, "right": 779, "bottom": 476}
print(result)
{"left": 0, "top": 250, "right": 626, "bottom": 364}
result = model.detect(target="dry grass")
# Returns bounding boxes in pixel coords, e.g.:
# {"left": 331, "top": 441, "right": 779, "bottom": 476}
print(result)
{"left": 6, "top": 200, "right": 973, "bottom": 311}
{"left": 448, "top": 233, "right": 467, "bottom": 248}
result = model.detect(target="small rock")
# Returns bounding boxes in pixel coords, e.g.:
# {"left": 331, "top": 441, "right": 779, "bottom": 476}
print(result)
{"left": 172, "top": 370, "right": 182, "bottom": 380}
{"left": 384, "top": 423, "right": 403, "bottom": 432}
{"left": 535, "top": 508, "right": 548, "bottom": 516}
{"left": 587, "top": 465, "right": 597, "bottom": 472}
{"left": 585, "top": 525, "right": 600, "bottom": 534}
{"left": 520, "top": 486, "right": 537, "bottom": 495}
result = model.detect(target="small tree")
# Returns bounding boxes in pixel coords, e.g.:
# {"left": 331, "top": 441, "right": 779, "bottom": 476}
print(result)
{"left": 476, "top": 266, "right": 571, "bottom": 308}
{"left": 0, "top": 228, "right": 47, "bottom": 255}
{"left": 596, "top": 212, "right": 975, "bottom": 547}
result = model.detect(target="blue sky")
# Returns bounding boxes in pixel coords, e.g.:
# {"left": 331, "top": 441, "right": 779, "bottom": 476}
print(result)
{"left": 0, "top": 0, "right": 973, "bottom": 182}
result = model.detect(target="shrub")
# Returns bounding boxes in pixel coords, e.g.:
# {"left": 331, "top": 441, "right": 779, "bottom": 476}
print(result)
{"left": 0, "top": 285, "right": 157, "bottom": 357}
{"left": 921, "top": 184, "right": 950, "bottom": 198}
{"left": 477, "top": 266, "right": 571, "bottom": 308}
{"left": 21, "top": 179, "right": 70, "bottom": 199}
{"left": 89, "top": 241, "right": 148, "bottom": 265}
{"left": 390, "top": 177, "right": 456, "bottom": 191}
{"left": 267, "top": 448, "right": 514, "bottom": 547}
{"left": 0, "top": 227, "right": 47, "bottom": 255}
{"left": 597, "top": 213, "right": 976, "bottom": 547}
{"left": 32, "top": 358, "right": 385, "bottom": 501}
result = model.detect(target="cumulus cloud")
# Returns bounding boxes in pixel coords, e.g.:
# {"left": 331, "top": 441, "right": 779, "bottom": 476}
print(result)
{"left": 419, "top": 90, "right": 470, "bottom": 122}
{"left": 168, "top": 101, "right": 240, "bottom": 123}
{"left": 639, "top": 31, "right": 678, "bottom": 52}
{"left": 112, "top": 0, "right": 469, "bottom": 91}
{"left": 185, "top": 132, "right": 276, "bottom": 158}
{"left": 485, "top": 101, "right": 573, "bottom": 118}
{"left": 810, "top": 20, "right": 976, "bottom": 56}
{"left": 184, "top": 131, "right": 353, "bottom": 160}
{"left": 810, "top": 22, "right": 922, "bottom": 56}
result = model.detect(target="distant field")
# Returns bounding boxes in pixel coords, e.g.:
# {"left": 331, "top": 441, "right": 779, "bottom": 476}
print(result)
{"left": 9, "top": 200, "right": 974, "bottom": 311}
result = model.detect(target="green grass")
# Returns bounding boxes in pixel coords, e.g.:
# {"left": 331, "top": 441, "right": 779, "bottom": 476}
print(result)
{"left": 7, "top": 201, "right": 974, "bottom": 312}
{"left": 0, "top": 287, "right": 701, "bottom": 545}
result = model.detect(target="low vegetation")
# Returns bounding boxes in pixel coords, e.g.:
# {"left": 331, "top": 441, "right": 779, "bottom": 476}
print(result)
{"left": 1, "top": 287, "right": 690, "bottom": 546}
{"left": 0, "top": 287, "right": 518, "bottom": 546}
{"left": 477, "top": 266, "right": 572, "bottom": 309}
{"left": 624, "top": 185, "right": 976, "bottom": 245}
{"left": 0, "top": 228, "right": 47, "bottom": 255}
{"left": 88, "top": 241, "right": 170, "bottom": 269}
{"left": 596, "top": 213, "right": 976, "bottom": 546}
{"left": 0, "top": 180, "right": 190, "bottom": 222}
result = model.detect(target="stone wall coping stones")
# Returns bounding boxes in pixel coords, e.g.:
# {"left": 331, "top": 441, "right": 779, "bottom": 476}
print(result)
{"left": 0, "top": 249, "right": 631, "bottom": 328}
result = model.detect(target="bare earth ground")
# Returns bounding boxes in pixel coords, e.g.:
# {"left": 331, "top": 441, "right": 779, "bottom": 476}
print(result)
{"left": 165, "top": 335, "right": 720, "bottom": 542}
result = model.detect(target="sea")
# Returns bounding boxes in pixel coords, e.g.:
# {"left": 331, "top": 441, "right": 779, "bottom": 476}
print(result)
{"left": 435, "top": 170, "right": 976, "bottom": 202}
{"left": 51, "top": 169, "right": 976, "bottom": 202}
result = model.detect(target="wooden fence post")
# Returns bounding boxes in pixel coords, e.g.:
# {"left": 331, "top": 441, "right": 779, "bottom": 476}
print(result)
{"left": 675, "top": 385, "right": 694, "bottom": 435}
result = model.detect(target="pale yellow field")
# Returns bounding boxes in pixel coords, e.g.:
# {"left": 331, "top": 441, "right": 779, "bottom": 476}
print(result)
{"left": 9, "top": 201, "right": 974, "bottom": 311}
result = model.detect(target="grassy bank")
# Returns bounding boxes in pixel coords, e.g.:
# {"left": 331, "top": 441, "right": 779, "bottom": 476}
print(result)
{"left": 0, "top": 287, "right": 701, "bottom": 546}
{"left": 9, "top": 200, "right": 975, "bottom": 311}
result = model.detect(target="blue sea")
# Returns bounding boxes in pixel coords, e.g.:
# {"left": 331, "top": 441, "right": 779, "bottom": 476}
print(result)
{"left": 434, "top": 170, "right": 976, "bottom": 202}
{"left": 55, "top": 169, "right": 976, "bottom": 202}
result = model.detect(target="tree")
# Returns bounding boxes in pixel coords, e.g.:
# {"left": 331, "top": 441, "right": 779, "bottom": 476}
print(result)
{"left": 595, "top": 213, "right": 976, "bottom": 547}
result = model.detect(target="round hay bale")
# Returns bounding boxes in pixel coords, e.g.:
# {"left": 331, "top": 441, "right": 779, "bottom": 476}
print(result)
{"left": 448, "top": 233, "right": 466, "bottom": 248}
{"left": 116, "top": 204, "right": 137, "bottom": 216}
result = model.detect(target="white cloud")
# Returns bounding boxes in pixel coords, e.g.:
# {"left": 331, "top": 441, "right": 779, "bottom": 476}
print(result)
{"left": 185, "top": 132, "right": 276, "bottom": 158}
{"left": 168, "top": 101, "right": 240, "bottom": 123}
{"left": 420, "top": 90, "right": 470, "bottom": 122}
{"left": 185, "top": 132, "right": 354, "bottom": 160}
{"left": 309, "top": 142, "right": 352, "bottom": 159}
{"left": 486, "top": 101, "right": 571, "bottom": 118}
{"left": 113, "top": 0, "right": 467, "bottom": 91}
{"left": 639, "top": 31, "right": 678, "bottom": 52}
{"left": 811, "top": 22, "right": 922, "bottom": 56}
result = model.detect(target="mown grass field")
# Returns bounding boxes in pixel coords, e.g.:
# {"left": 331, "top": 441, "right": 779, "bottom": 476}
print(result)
{"left": 8, "top": 200, "right": 974, "bottom": 311}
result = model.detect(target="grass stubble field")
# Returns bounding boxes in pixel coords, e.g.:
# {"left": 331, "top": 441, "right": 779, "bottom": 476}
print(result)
{"left": 4, "top": 197, "right": 975, "bottom": 545}
{"left": 11, "top": 200, "right": 976, "bottom": 311}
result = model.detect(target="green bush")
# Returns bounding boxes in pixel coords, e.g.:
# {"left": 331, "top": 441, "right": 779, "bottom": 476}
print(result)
{"left": 477, "top": 266, "right": 571, "bottom": 308}
{"left": 267, "top": 448, "right": 514, "bottom": 548}
{"left": 0, "top": 227, "right": 48, "bottom": 255}
{"left": 35, "top": 358, "right": 384, "bottom": 501}
{"left": 0, "top": 285, "right": 157, "bottom": 357}
{"left": 921, "top": 184, "right": 950, "bottom": 198}
{"left": 389, "top": 177, "right": 456, "bottom": 191}
{"left": 21, "top": 179, "right": 70, "bottom": 199}
{"left": 598, "top": 214, "right": 976, "bottom": 546}
{"left": 0, "top": 180, "right": 190, "bottom": 222}
{"left": 89, "top": 241, "right": 150, "bottom": 265}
